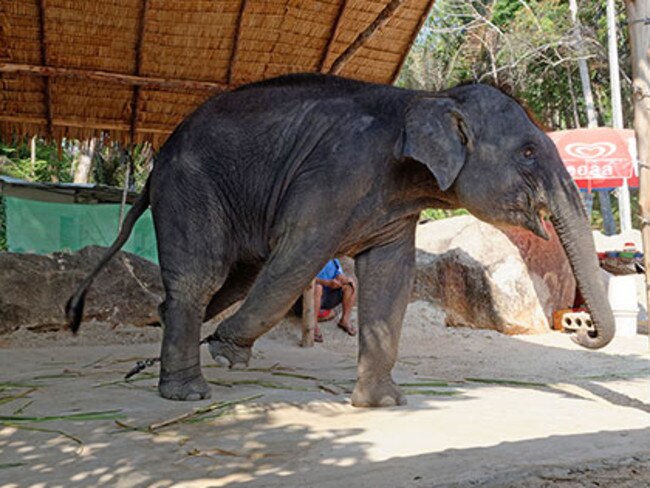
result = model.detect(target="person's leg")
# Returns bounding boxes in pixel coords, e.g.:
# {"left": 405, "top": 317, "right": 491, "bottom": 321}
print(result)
{"left": 338, "top": 281, "right": 357, "bottom": 335}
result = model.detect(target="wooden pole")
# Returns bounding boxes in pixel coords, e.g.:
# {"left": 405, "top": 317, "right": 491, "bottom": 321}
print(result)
{"left": 300, "top": 279, "right": 316, "bottom": 347}
{"left": 625, "top": 0, "right": 650, "bottom": 336}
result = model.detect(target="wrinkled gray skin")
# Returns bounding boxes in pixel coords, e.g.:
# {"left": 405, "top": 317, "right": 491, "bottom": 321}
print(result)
{"left": 67, "top": 74, "right": 615, "bottom": 406}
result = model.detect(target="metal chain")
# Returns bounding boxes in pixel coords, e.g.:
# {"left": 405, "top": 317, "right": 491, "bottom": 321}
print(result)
{"left": 124, "top": 356, "right": 160, "bottom": 380}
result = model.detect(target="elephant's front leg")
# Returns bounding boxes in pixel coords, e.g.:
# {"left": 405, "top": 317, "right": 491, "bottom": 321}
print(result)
{"left": 352, "top": 224, "right": 416, "bottom": 408}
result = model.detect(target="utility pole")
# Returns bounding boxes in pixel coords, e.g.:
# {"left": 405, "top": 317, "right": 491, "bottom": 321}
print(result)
{"left": 569, "top": 0, "right": 617, "bottom": 235}
{"left": 625, "top": 0, "right": 650, "bottom": 331}
{"left": 609, "top": 0, "right": 633, "bottom": 232}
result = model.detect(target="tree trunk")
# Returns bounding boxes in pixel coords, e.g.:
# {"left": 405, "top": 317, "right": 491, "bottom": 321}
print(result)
{"left": 625, "top": 0, "right": 650, "bottom": 329}
{"left": 569, "top": 0, "right": 618, "bottom": 234}
{"left": 73, "top": 138, "right": 96, "bottom": 184}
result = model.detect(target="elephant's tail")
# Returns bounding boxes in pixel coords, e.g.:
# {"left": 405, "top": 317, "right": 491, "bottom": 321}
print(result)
{"left": 66, "top": 178, "right": 151, "bottom": 333}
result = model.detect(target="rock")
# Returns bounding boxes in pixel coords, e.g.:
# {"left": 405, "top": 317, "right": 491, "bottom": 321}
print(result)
{"left": 414, "top": 216, "right": 576, "bottom": 335}
{"left": 0, "top": 246, "right": 163, "bottom": 334}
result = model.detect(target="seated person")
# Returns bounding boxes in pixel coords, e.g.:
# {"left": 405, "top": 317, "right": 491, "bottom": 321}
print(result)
{"left": 294, "top": 258, "right": 357, "bottom": 343}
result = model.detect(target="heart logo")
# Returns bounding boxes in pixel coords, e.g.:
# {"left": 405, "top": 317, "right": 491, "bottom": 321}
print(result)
{"left": 565, "top": 142, "right": 616, "bottom": 160}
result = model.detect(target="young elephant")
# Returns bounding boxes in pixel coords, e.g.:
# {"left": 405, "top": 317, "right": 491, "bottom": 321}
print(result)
{"left": 68, "top": 74, "right": 614, "bottom": 406}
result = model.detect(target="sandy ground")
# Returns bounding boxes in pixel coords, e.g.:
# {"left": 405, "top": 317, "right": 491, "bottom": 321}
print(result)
{"left": 2, "top": 301, "right": 650, "bottom": 488}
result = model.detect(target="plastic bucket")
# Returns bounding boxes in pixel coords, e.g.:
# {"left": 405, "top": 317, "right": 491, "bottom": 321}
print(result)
{"left": 607, "top": 275, "right": 638, "bottom": 337}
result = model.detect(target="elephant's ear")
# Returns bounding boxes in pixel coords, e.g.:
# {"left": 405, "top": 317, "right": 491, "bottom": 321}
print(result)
{"left": 397, "top": 97, "right": 472, "bottom": 191}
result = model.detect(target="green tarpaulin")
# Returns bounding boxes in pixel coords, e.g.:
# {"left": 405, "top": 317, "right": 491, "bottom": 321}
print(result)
{"left": 4, "top": 196, "right": 158, "bottom": 263}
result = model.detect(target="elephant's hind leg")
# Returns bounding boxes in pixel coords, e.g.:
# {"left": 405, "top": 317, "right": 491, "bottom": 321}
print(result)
{"left": 156, "top": 236, "right": 231, "bottom": 401}
{"left": 158, "top": 293, "right": 215, "bottom": 401}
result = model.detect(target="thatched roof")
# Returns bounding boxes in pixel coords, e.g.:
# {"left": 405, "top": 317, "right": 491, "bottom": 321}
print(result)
{"left": 1, "top": 0, "right": 435, "bottom": 148}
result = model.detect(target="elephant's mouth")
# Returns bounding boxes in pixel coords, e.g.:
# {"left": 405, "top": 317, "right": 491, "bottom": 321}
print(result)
{"left": 526, "top": 207, "right": 550, "bottom": 241}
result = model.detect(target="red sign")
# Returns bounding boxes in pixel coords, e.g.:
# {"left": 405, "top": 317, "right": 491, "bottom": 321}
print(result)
{"left": 548, "top": 128, "right": 638, "bottom": 190}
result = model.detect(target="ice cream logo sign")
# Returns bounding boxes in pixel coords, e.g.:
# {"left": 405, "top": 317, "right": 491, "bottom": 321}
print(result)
{"left": 563, "top": 142, "right": 633, "bottom": 179}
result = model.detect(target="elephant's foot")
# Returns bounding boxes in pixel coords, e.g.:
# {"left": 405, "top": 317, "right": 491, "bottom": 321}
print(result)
{"left": 207, "top": 335, "right": 252, "bottom": 369}
{"left": 159, "top": 371, "right": 211, "bottom": 401}
{"left": 351, "top": 378, "right": 406, "bottom": 408}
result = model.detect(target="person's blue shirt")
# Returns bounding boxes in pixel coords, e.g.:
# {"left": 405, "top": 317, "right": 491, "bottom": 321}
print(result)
{"left": 317, "top": 259, "right": 343, "bottom": 281}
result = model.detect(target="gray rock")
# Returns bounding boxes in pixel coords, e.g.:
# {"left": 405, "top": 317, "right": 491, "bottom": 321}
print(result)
{"left": 0, "top": 246, "right": 163, "bottom": 334}
{"left": 414, "top": 216, "right": 576, "bottom": 335}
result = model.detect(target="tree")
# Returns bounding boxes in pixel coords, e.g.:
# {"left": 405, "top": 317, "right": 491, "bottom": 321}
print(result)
{"left": 398, "top": 0, "right": 633, "bottom": 130}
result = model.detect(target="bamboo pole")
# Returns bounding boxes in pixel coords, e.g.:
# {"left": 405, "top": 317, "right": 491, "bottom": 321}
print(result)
{"left": 300, "top": 279, "right": 316, "bottom": 347}
{"left": 625, "top": 0, "right": 650, "bottom": 337}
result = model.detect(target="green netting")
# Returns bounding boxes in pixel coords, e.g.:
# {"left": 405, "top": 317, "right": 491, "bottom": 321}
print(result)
{"left": 5, "top": 196, "right": 158, "bottom": 263}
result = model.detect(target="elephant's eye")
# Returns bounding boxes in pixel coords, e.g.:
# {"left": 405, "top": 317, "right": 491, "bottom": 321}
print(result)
{"left": 521, "top": 145, "right": 537, "bottom": 165}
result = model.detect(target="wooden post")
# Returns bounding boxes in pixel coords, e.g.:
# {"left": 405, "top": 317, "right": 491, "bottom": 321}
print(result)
{"left": 300, "top": 279, "right": 316, "bottom": 347}
{"left": 30, "top": 136, "right": 36, "bottom": 179}
{"left": 625, "top": 0, "right": 650, "bottom": 339}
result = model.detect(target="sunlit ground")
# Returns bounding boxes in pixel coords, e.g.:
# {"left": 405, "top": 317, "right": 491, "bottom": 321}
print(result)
{"left": 2, "top": 308, "right": 650, "bottom": 487}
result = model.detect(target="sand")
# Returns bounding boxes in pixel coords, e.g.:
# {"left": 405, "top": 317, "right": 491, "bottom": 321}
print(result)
{"left": 2, "top": 301, "right": 650, "bottom": 487}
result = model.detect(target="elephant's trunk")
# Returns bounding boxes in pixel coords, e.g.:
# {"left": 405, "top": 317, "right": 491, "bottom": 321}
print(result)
{"left": 548, "top": 173, "right": 615, "bottom": 349}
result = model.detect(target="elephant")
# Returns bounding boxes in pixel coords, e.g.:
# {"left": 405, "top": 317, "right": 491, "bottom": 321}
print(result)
{"left": 67, "top": 73, "right": 615, "bottom": 407}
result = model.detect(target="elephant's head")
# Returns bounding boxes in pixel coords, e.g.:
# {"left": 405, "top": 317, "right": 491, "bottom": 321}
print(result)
{"left": 398, "top": 84, "right": 615, "bottom": 349}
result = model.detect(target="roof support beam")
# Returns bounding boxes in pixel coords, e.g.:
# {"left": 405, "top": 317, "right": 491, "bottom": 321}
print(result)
{"left": 328, "top": 0, "right": 403, "bottom": 76}
{"left": 0, "top": 63, "right": 229, "bottom": 92}
{"left": 390, "top": 0, "right": 435, "bottom": 83}
{"left": 36, "top": 0, "right": 53, "bottom": 139}
{"left": 0, "top": 114, "right": 170, "bottom": 134}
{"left": 130, "top": 0, "right": 149, "bottom": 145}
{"left": 318, "top": 0, "right": 347, "bottom": 72}
{"left": 227, "top": 0, "right": 248, "bottom": 84}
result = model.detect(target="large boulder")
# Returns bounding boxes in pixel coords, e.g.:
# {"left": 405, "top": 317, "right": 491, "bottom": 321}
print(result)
{"left": 0, "top": 246, "right": 163, "bottom": 334}
{"left": 414, "top": 216, "right": 576, "bottom": 334}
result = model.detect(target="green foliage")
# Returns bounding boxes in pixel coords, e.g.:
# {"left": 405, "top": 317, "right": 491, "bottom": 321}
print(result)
{"left": 421, "top": 208, "right": 469, "bottom": 221}
{"left": 397, "top": 0, "right": 632, "bottom": 130}
{"left": 0, "top": 136, "right": 154, "bottom": 251}
{"left": 590, "top": 189, "right": 641, "bottom": 232}
{"left": 0, "top": 139, "right": 73, "bottom": 183}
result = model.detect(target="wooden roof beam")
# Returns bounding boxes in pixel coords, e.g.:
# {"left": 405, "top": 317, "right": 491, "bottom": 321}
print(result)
{"left": 227, "top": 0, "right": 248, "bottom": 84}
{"left": 36, "top": 0, "right": 52, "bottom": 140}
{"left": 0, "top": 63, "right": 230, "bottom": 92}
{"left": 318, "top": 0, "right": 347, "bottom": 72}
{"left": 130, "top": 0, "right": 149, "bottom": 145}
{"left": 328, "top": 0, "right": 404, "bottom": 76}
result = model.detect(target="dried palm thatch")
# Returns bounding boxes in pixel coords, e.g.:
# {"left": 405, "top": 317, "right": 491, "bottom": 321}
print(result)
{"left": 0, "top": 0, "right": 435, "bottom": 148}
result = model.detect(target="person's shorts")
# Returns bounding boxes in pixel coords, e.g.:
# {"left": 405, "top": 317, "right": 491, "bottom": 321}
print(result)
{"left": 320, "top": 286, "right": 343, "bottom": 310}
{"left": 293, "top": 286, "right": 343, "bottom": 316}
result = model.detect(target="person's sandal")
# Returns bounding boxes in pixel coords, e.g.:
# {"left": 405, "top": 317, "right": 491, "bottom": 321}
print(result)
{"left": 314, "top": 330, "right": 324, "bottom": 343}
{"left": 337, "top": 322, "right": 356, "bottom": 336}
